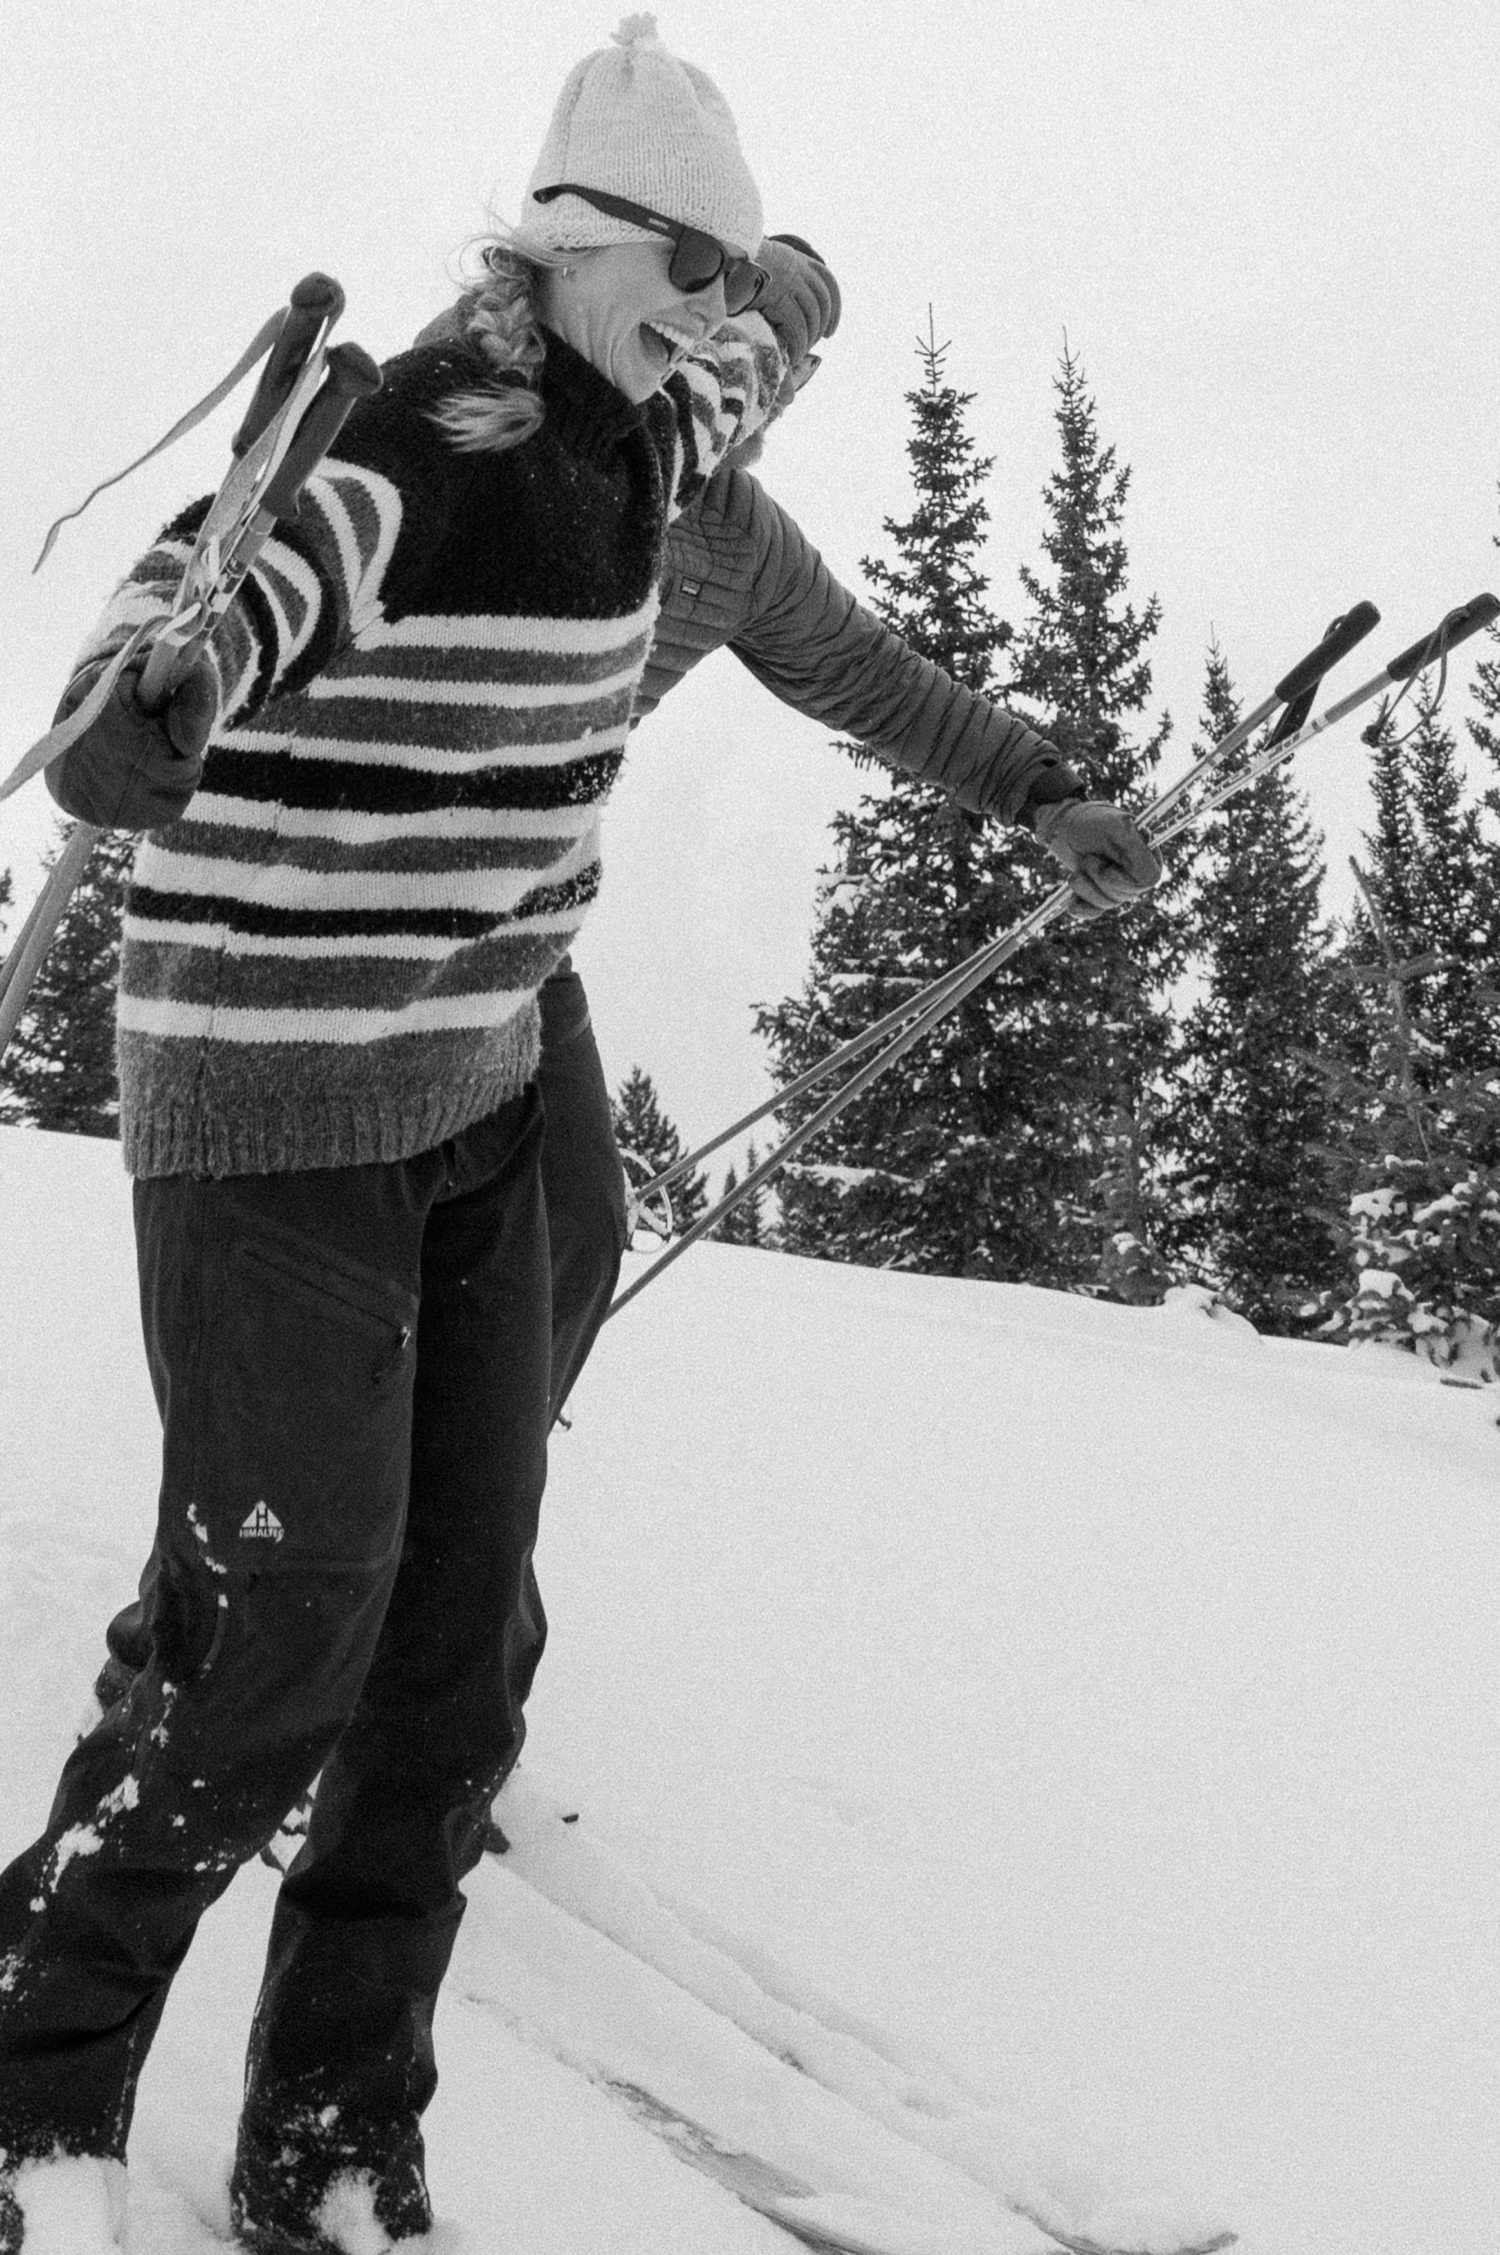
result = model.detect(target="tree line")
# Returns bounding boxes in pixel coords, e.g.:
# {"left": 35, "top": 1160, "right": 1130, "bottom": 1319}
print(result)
{"left": 754, "top": 326, "right": 1499, "bottom": 1375}
{"left": 3, "top": 332, "right": 1496, "bottom": 1372}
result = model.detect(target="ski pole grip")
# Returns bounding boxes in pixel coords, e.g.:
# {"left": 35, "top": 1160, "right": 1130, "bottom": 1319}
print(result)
{"left": 257, "top": 344, "right": 383, "bottom": 520}
{"left": 231, "top": 273, "right": 345, "bottom": 458}
{"left": 1384, "top": 592, "right": 1500, "bottom": 682}
{"left": 1273, "top": 601, "right": 1381, "bottom": 704}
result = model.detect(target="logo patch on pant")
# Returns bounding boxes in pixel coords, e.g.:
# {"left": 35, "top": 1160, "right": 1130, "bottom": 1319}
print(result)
{"left": 239, "top": 1501, "right": 285, "bottom": 1543}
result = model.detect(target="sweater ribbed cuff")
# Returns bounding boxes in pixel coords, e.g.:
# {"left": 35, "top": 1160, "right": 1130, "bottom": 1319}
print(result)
{"left": 1016, "top": 753, "right": 1085, "bottom": 832}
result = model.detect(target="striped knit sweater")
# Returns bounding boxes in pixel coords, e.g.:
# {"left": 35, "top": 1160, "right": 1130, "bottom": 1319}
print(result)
{"left": 82, "top": 321, "right": 784, "bottom": 1178}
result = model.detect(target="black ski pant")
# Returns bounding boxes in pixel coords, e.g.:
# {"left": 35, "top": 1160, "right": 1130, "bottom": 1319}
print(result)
{"left": 533, "top": 958, "right": 630, "bottom": 1421}
{"left": 99, "top": 962, "right": 628, "bottom": 1701}
{"left": 0, "top": 1090, "right": 549, "bottom": 2230}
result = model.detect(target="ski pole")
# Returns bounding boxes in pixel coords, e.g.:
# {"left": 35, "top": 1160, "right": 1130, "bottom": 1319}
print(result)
{"left": 0, "top": 288, "right": 381, "bottom": 1070}
{"left": 3, "top": 280, "right": 344, "bottom": 1052}
{"left": 135, "top": 335, "right": 381, "bottom": 710}
{"left": 616, "top": 601, "right": 1383, "bottom": 1217}
{"left": 609, "top": 592, "right": 1496, "bottom": 1315}
{"left": 1, "top": 277, "right": 374, "bottom": 807}
{"left": 0, "top": 824, "right": 101, "bottom": 1056}
{"left": 795, "top": 593, "right": 1498, "bottom": 1112}
{"left": 1149, "top": 591, "right": 1500, "bottom": 849}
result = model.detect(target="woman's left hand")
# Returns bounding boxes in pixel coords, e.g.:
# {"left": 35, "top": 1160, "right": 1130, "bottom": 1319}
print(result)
{"left": 1034, "top": 799, "right": 1164, "bottom": 919}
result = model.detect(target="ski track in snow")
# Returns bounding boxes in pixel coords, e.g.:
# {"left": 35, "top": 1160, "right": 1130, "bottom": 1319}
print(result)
{"left": 1, "top": 1125, "right": 1498, "bottom": 2254}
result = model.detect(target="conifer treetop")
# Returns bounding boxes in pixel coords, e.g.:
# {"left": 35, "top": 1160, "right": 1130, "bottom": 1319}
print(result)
{"left": 1009, "top": 339, "right": 1167, "bottom": 799}
{"left": 859, "top": 308, "right": 1011, "bottom": 696}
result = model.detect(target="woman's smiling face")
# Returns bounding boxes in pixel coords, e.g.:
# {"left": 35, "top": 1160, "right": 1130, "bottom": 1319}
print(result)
{"left": 541, "top": 240, "right": 736, "bottom": 403}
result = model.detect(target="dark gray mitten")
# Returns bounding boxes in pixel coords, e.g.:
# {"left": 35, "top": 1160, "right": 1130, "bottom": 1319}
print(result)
{"left": 47, "top": 652, "right": 218, "bottom": 831}
{"left": 1035, "top": 799, "right": 1163, "bottom": 919}
{"left": 754, "top": 238, "right": 841, "bottom": 365}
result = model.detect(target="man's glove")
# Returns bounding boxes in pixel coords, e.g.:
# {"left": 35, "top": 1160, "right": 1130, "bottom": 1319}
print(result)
{"left": 1034, "top": 798, "right": 1163, "bottom": 920}
{"left": 46, "top": 651, "right": 218, "bottom": 831}
{"left": 754, "top": 238, "right": 841, "bottom": 367}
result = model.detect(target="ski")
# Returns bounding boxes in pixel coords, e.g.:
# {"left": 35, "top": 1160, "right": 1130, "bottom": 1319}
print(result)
{"left": 605, "top": 2080, "right": 1021, "bottom": 2255}
{"left": 472, "top": 1771, "right": 1237, "bottom": 2255}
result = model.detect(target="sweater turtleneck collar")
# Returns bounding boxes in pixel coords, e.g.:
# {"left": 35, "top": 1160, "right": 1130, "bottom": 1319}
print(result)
{"left": 539, "top": 328, "right": 649, "bottom": 466}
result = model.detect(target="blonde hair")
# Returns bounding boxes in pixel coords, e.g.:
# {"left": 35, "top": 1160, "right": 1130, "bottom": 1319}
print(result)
{"left": 430, "top": 234, "right": 558, "bottom": 455}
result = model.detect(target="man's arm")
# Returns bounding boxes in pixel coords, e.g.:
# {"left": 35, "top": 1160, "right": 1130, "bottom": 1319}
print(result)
{"left": 723, "top": 470, "right": 1082, "bottom": 828}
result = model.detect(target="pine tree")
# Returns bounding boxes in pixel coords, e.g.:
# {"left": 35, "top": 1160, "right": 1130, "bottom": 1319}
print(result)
{"left": 711, "top": 1141, "right": 768, "bottom": 1246}
{"left": 1467, "top": 483, "right": 1500, "bottom": 806}
{"left": 1003, "top": 341, "right": 1182, "bottom": 1294}
{"left": 1402, "top": 684, "right": 1500, "bottom": 1073}
{"left": 609, "top": 1065, "right": 708, "bottom": 1233}
{"left": 1315, "top": 865, "right": 1500, "bottom": 1380}
{"left": 1164, "top": 642, "right": 1338, "bottom": 1327}
{"left": 757, "top": 317, "right": 1079, "bottom": 1283}
{"left": 1335, "top": 688, "right": 1500, "bottom": 1081}
{"left": 0, "top": 825, "right": 132, "bottom": 1138}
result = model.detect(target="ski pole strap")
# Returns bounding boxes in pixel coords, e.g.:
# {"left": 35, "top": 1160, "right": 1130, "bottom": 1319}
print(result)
{"left": 1382, "top": 592, "right": 1499, "bottom": 683}
{"left": 1271, "top": 600, "right": 1382, "bottom": 705}
{"left": 1263, "top": 600, "right": 1381, "bottom": 748}
{"left": 33, "top": 313, "right": 286, "bottom": 573}
{"left": 1143, "top": 592, "right": 1500, "bottom": 852}
{"left": 1137, "top": 598, "right": 1380, "bottom": 840}
{"left": 32, "top": 275, "right": 348, "bottom": 574}
{"left": 1317, "top": 591, "right": 1499, "bottom": 728}
{"left": 134, "top": 341, "right": 382, "bottom": 713}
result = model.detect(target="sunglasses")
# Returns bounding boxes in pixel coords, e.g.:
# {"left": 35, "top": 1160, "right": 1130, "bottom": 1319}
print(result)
{"left": 533, "top": 184, "right": 769, "bottom": 317}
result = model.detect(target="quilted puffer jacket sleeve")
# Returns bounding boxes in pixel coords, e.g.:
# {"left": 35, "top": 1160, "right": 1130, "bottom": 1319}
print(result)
{"left": 727, "top": 473, "right": 1080, "bottom": 827}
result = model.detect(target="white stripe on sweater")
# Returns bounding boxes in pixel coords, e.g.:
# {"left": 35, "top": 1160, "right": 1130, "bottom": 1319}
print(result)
{"left": 254, "top": 541, "right": 324, "bottom": 675}
{"left": 118, "top": 989, "right": 537, "bottom": 1043}
{"left": 142, "top": 830, "right": 598, "bottom": 914}
{"left": 357, "top": 602, "right": 658, "bottom": 655}
{"left": 299, "top": 464, "right": 403, "bottom": 641}
{"left": 301, "top": 665, "right": 643, "bottom": 710}
{"left": 123, "top": 903, "right": 590, "bottom": 959}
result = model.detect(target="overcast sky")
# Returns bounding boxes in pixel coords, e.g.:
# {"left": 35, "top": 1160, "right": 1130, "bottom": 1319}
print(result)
{"left": 2, "top": 0, "right": 1497, "bottom": 1156}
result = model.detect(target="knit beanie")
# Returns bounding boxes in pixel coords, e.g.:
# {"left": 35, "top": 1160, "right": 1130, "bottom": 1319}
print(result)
{"left": 519, "top": 14, "right": 763, "bottom": 257}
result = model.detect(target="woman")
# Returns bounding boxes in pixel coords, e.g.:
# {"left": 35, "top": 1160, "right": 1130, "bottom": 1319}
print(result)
{"left": 0, "top": 18, "right": 833, "bottom": 2252}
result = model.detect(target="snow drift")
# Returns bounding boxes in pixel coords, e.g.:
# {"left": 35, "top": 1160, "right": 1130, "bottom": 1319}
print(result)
{"left": 0, "top": 1123, "right": 1496, "bottom": 2254}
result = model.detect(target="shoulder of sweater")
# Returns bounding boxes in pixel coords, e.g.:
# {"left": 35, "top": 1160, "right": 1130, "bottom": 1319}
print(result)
{"left": 326, "top": 340, "right": 490, "bottom": 492}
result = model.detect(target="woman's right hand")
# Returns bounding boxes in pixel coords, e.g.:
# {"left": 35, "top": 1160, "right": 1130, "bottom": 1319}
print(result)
{"left": 46, "top": 651, "right": 218, "bottom": 831}
{"left": 754, "top": 239, "right": 841, "bottom": 366}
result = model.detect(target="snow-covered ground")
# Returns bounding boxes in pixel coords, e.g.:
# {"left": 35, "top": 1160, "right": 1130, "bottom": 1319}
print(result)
{"left": 1, "top": 1123, "right": 1496, "bottom": 2254}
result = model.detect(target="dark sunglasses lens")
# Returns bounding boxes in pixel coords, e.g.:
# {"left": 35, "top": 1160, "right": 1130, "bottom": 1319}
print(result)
{"left": 667, "top": 229, "right": 726, "bottom": 294}
{"left": 723, "top": 261, "right": 768, "bottom": 316}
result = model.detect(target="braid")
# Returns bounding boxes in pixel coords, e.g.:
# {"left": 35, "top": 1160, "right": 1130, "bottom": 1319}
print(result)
{"left": 431, "top": 242, "right": 550, "bottom": 455}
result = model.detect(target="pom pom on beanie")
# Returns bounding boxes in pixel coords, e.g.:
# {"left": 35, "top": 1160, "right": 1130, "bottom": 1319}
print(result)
{"left": 520, "top": 15, "right": 763, "bottom": 257}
